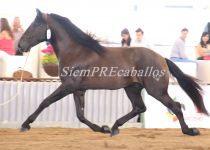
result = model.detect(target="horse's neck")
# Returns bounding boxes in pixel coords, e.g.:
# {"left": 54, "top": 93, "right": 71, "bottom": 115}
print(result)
{"left": 48, "top": 17, "right": 88, "bottom": 61}
{"left": 50, "top": 40, "right": 59, "bottom": 58}
{"left": 48, "top": 22, "right": 70, "bottom": 57}
{"left": 50, "top": 32, "right": 78, "bottom": 54}
{"left": 49, "top": 27, "right": 83, "bottom": 63}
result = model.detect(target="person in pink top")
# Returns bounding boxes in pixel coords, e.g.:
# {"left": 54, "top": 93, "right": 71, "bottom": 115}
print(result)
{"left": 0, "top": 18, "right": 15, "bottom": 55}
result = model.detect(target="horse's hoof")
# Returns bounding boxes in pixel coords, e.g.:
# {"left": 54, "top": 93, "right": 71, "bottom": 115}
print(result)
{"left": 183, "top": 128, "right": 200, "bottom": 136}
{"left": 20, "top": 125, "right": 31, "bottom": 132}
{"left": 20, "top": 127, "right": 29, "bottom": 132}
{"left": 111, "top": 128, "right": 119, "bottom": 137}
{"left": 191, "top": 128, "right": 200, "bottom": 135}
{"left": 101, "top": 125, "right": 111, "bottom": 134}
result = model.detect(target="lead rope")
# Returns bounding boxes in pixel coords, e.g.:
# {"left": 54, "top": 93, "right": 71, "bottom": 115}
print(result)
{"left": 0, "top": 50, "right": 31, "bottom": 106}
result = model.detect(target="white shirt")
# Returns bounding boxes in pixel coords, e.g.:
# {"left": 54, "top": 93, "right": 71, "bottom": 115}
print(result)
{"left": 131, "top": 39, "right": 150, "bottom": 48}
{"left": 170, "top": 38, "right": 187, "bottom": 59}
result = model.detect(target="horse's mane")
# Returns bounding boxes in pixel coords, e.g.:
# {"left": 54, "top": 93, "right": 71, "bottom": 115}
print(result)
{"left": 50, "top": 14, "right": 105, "bottom": 55}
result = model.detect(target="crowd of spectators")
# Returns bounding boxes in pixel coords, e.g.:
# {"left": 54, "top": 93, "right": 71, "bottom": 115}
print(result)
{"left": 0, "top": 17, "right": 24, "bottom": 56}
{"left": 120, "top": 27, "right": 210, "bottom": 62}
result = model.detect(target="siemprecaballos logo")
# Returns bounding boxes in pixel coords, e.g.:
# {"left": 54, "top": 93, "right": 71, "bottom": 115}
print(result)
{"left": 165, "top": 97, "right": 204, "bottom": 122}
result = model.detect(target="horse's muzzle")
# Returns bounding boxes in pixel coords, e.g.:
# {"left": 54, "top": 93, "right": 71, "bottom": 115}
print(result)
{"left": 17, "top": 47, "right": 24, "bottom": 52}
{"left": 17, "top": 45, "right": 26, "bottom": 52}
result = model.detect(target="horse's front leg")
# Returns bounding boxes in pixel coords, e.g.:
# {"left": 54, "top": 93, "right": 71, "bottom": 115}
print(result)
{"left": 20, "top": 83, "right": 74, "bottom": 132}
{"left": 73, "top": 91, "right": 110, "bottom": 134}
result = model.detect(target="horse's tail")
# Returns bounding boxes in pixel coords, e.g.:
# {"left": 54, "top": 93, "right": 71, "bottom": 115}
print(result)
{"left": 165, "top": 58, "right": 209, "bottom": 115}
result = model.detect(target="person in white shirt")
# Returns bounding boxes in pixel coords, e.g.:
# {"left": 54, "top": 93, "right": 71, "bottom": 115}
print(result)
{"left": 12, "top": 17, "right": 24, "bottom": 55}
{"left": 132, "top": 28, "right": 150, "bottom": 48}
{"left": 170, "top": 28, "right": 189, "bottom": 61}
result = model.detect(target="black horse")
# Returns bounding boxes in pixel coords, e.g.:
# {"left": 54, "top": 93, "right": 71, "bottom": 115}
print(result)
{"left": 18, "top": 9, "right": 209, "bottom": 136}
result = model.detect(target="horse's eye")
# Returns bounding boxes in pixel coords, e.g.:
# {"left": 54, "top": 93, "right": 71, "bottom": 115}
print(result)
{"left": 33, "top": 21, "right": 42, "bottom": 26}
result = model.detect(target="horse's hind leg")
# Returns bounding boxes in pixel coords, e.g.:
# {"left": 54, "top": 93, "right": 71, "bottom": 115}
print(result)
{"left": 152, "top": 92, "right": 200, "bottom": 136}
{"left": 20, "top": 83, "right": 74, "bottom": 132}
{"left": 111, "top": 85, "right": 146, "bottom": 136}
{"left": 73, "top": 91, "right": 110, "bottom": 134}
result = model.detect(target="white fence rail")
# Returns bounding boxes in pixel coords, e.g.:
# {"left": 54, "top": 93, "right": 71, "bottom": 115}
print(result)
{"left": 0, "top": 81, "right": 140, "bottom": 128}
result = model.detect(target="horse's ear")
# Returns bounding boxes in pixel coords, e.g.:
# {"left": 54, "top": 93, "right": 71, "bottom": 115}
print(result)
{"left": 36, "top": 8, "right": 42, "bottom": 17}
{"left": 36, "top": 9, "right": 47, "bottom": 21}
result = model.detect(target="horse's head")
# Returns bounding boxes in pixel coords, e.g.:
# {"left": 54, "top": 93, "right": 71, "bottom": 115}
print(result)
{"left": 18, "top": 9, "right": 48, "bottom": 52}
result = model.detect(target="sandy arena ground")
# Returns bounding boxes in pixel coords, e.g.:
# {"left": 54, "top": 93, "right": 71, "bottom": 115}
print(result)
{"left": 0, "top": 128, "right": 210, "bottom": 150}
